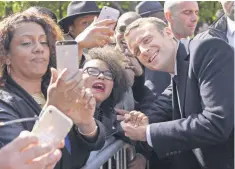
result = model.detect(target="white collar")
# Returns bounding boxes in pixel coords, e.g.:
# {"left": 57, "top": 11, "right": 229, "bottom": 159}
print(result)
{"left": 227, "top": 17, "right": 235, "bottom": 35}
{"left": 173, "top": 41, "right": 180, "bottom": 76}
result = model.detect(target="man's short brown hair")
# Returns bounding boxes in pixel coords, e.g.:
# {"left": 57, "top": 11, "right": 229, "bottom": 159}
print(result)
{"left": 124, "top": 17, "right": 168, "bottom": 37}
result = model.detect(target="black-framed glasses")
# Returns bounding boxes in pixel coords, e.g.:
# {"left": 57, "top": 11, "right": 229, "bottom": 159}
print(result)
{"left": 83, "top": 67, "right": 115, "bottom": 81}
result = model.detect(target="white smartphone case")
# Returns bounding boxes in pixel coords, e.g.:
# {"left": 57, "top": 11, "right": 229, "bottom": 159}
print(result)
{"left": 97, "top": 6, "right": 120, "bottom": 22}
{"left": 31, "top": 105, "right": 73, "bottom": 146}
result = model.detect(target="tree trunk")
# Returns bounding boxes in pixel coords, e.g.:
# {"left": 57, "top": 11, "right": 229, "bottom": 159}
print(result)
{"left": 59, "top": 1, "right": 63, "bottom": 19}
{"left": 5, "top": 2, "right": 13, "bottom": 16}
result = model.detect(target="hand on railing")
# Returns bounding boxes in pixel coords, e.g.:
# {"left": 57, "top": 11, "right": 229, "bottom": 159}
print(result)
{"left": 128, "top": 153, "right": 147, "bottom": 169}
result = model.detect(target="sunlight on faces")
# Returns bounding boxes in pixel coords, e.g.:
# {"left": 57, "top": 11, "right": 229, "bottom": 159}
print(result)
{"left": 167, "top": 1, "right": 199, "bottom": 38}
{"left": 125, "top": 23, "right": 175, "bottom": 73}
{"left": 7, "top": 22, "right": 50, "bottom": 80}
{"left": 82, "top": 59, "right": 114, "bottom": 104}
{"left": 70, "top": 15, "right": 97, "bottom": 37}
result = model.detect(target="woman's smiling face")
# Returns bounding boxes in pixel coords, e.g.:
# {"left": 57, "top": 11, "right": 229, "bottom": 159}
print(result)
{"left": 82, "top": 59, "right": 114, "bottom": 104}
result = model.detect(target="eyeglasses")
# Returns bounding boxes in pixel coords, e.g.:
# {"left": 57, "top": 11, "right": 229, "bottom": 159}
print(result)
{"left": 83, "top": 67, "right": 115, "bottom": 81}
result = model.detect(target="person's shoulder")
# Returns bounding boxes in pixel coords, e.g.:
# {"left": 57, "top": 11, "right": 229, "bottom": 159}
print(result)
{"left": 194, "top": 29, "right": 211, "bottom": 40}
{"left": 189, "top": 37, "right": 233, "bottom": 71}
{"left": 191, "top": 37, "right": 232, "bottom": 52}
{"left": 0, "top": 87, "right": 22, "bottom": 107}
{"left": 0, "top": 87, "right": 14, "bottom": 103}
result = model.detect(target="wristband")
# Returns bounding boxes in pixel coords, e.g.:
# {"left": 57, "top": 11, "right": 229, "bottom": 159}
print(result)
{"left": 77, "top": 125, "right": 98, "bottom": 136}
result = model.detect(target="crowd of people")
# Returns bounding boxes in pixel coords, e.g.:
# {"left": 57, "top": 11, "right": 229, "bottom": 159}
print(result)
{"left": 0, "top": 1, "right": 233, "bottom": 169}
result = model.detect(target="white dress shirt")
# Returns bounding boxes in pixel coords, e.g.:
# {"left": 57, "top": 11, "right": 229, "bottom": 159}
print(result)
{"left": 227, "top": 17, "right": 235, "bottom": 48}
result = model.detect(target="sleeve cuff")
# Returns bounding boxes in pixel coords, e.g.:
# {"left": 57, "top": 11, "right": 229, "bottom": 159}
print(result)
{"left": 146, "top": 125, "right": 153, "bottom": 147}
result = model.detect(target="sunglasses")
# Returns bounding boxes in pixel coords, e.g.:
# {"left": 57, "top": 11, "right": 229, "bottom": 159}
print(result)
{"left": 83, "top": 67, "right": 115, "bottom": 81}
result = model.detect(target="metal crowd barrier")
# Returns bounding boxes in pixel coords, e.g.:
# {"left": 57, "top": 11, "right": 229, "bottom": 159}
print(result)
{"left": 81, "top": 137, "right": 137, "bottom": 169}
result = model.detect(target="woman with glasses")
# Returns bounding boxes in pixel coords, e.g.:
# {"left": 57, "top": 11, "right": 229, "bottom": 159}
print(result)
{"left": 82, "top": 45, "right": 129, "bottom": 139}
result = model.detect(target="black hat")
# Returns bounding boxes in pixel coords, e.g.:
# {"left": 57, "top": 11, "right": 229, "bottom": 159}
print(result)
{"left": 135, "top": 1, "right": 163, "bottom": 17}
{"left": 58, "top": 1, "right": 100, "bottom": 33}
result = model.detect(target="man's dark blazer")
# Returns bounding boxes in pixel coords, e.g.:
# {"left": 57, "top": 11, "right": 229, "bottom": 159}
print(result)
{"left": 144, "top": 68, "right": 171, "bottom": 95}
{"left": 146, "top": 38, "right": 234, "bottom": 169}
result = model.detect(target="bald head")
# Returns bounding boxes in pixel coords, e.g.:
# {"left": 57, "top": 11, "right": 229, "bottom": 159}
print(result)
{"left": 221, "top": 1, "right": 234, "bottom": 21}
{"left": 164, "top": 1, "right": 199, "bottom": 39}
{"left": 164, "top": 1, "right": 182, "bottom": 14}
{"left": 116, "top": 12, "right": 141, "bottom": 33}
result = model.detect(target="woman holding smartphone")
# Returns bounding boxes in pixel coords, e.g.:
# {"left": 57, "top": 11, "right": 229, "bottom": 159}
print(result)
{"left": 0, "top": 12, "right": 106, "bottom": 169}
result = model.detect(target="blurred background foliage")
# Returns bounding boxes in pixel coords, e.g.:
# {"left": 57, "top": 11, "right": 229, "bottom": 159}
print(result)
{"left": 0, "top": 1, "right": 222, "bottom": 25}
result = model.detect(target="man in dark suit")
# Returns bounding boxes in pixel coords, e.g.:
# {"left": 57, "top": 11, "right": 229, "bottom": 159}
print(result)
{"left": 121, "top": 17, "right": 234, "bottom": 169}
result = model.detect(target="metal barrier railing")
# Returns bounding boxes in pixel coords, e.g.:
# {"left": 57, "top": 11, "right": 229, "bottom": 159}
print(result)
{"left": 81, "top": 137, "right": 136, "bottom": 169}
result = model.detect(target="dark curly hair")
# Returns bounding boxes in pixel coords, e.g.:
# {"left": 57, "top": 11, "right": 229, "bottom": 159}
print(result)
{"left": 85, "top": 45, "right": 129, "bottom": 106}
{"left": 0, "top": 12, "right": 63, "bottom": 91}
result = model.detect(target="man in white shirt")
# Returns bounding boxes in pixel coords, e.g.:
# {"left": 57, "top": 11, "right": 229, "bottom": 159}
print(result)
{"left": 195, "top": 1, "right": 235, "bottom": 48}
{"left": 222, "top": 1, "right": 235, "bottom": 47}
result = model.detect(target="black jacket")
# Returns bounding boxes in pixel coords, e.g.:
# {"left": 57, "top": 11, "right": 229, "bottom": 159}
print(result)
{"left": 0, "top": 76, "right": 106, "bottom": 169}
{"left": 147, "top": 38, "right": 234, "bottom": 169}
{"left": 194, "top": 14, "right": 228, "bottom": 42}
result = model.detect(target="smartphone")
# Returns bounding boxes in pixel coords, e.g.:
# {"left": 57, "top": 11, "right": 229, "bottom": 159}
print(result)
{"left": 56, "top": 40, "right": 79, "bottom": 81}
{"left": 97, "top": 6, "right": 120, "bottom": 29}
{"left": 31, "top": 105, "right": 73, "bottom": 146}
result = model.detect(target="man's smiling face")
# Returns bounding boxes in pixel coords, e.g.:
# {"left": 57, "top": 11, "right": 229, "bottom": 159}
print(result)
{"left": 125, "top": 22, "right": 175, "bottom": 73}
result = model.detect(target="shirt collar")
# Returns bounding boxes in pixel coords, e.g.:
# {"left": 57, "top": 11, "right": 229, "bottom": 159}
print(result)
{"left": 173, "top": 41, "right": 180, "bottom": 76}
{"left": 227, "top": 17, "right": 235, "bottom": 35}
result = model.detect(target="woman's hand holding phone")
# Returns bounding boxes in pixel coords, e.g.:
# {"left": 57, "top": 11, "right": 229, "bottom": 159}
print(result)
{"left": 68, "top": 87, "right": 98, "bottom": 138}
{"left": 69, "top": 87, "right": 96, "bottom": 125}
{"left": 45, "top": 68, "right": 83, "bottom": 113}
{"left": 75, "top": 18, "right": 116, "bottom": 55}
{"left": 46, "top": 67, "right": 97, "bottom": 136}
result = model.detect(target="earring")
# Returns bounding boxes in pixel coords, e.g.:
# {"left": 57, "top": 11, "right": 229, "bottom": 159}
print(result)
{"left": 6, "top": 59, "right": 11, "bottom": 75}
{"left": 7, "top": 65, "right": 11, "bottom": 75}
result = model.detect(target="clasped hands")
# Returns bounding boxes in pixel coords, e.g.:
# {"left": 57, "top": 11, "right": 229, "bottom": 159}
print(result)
{"left": 116, "top": 109, "right": 149, "bottom": 142}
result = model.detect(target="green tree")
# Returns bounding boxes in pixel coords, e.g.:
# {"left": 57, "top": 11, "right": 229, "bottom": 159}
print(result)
{"left": 0, "top": 1, "right": 222, "bottom": 25}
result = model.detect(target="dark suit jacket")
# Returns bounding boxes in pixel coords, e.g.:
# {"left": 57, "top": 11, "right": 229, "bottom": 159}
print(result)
{"left": 144, "top": 68, "right": 171, "bottom": 95}
{"left": 194, "top": 14, "right": 228, "bottom": 43}
{"left": 0, "top": 76, "right": 106, "bottom": 169}
{"left": 148, "top": 38, "right": 234, "bottom": 169}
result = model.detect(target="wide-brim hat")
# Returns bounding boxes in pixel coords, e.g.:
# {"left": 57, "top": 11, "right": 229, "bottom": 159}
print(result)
{"left": 135, "top": 1, "right": 163, "bottom": 17}
{"left": 58, "top": 1, "right": 100, "bottom": 33}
